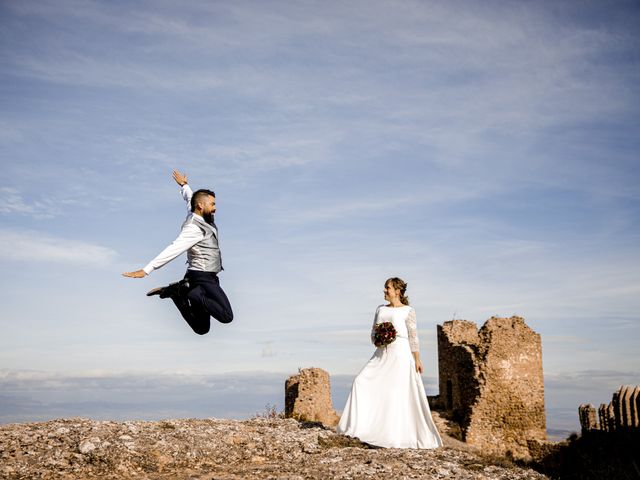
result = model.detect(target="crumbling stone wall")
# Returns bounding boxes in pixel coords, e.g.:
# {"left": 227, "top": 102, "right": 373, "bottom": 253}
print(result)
{"left": 579, "top": 385, "right": 640, "bottom": 433}
{"left": 285, "top": 367, "right": 339, "bottom": 427}
{"left": 437, "top": 316, "right": 546, "bottom": 460}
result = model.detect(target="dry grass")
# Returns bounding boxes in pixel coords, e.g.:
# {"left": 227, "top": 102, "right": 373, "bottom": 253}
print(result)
{"left": 253, "top": 403, "right": 284, "bottom": 420}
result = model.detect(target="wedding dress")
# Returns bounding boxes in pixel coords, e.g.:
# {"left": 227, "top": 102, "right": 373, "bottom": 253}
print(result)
{"left": 337, "top": 305, "right": 443, "bottom": 449}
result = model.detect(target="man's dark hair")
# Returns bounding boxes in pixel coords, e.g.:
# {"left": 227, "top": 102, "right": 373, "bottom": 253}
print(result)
{"left": 191, "top": 189, "right": 216, "bottom": 212}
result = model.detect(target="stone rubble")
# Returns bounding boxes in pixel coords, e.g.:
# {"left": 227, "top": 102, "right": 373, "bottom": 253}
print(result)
{"left": 0, "top": 415, "right": 548, "bottom": 479}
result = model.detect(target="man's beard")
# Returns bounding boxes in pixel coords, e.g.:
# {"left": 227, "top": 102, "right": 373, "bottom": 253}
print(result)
{"left": 203, "top": 212, "right": 214, "bottom": 225}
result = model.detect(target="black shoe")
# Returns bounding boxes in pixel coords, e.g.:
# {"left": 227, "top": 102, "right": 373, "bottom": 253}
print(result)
{"left": 159, "top": 279, "right": 190, "bottom": 299}
{"left": 147, "top": 280, "right": 189, "bottom": 299}
{"left": 146, "top": 286, "right": 165, "bottom": 297}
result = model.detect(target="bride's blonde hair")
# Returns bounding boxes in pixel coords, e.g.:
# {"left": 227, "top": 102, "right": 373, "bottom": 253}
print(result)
{"left": 386, "top": 277, "right": 409, "bottom": 305}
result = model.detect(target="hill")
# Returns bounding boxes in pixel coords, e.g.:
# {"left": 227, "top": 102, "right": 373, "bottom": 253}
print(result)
{"left": 0, "top": 415, "right": 547, "bottom": 479}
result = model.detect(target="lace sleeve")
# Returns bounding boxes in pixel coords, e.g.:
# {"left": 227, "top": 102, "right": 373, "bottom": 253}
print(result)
{"left": 406, "top": 308, "right": 420, "bottom": 352}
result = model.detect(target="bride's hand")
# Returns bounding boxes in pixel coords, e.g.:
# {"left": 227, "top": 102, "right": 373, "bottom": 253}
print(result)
{"left": 415, "top": 359, "right": 423, "bottom": 374}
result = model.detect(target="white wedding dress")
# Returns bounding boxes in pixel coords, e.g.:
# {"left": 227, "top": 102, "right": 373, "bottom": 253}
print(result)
{"left": 337, "top": 305, "right": 443, "bottom": 449}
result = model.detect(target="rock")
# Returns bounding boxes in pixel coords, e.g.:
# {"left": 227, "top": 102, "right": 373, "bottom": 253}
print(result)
{"left": 78, "top": 439, "right": 98, "bottom": 454}
{"left": 0, "top": 417, "right": 547, "bottom": 479}
{"left": 285, "top": 367, "right": 340, "bottom": 427}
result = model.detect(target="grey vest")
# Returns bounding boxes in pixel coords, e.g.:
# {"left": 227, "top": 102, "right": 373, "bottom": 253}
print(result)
{"left": 184, "top": 214, "right": 222, "bottom": 273}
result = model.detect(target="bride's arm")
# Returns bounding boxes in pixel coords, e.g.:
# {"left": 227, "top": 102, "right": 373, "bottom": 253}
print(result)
{"left": 406, "top": 308, "right": 424, "bottom": 373}
{"left": 412, "top": 352, "right": 423, "bottom": 373}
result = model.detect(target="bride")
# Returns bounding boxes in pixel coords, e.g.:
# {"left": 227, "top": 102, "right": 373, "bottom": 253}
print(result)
{"left": 337, "top": 277, "right": 443, "bottom": 449}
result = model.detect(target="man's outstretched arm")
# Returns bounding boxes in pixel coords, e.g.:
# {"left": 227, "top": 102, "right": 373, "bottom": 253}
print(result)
{"left": 173, "top": 169, "right": 193, "bottom": 211}
{"left": 122, "top": 223, "right": 203, "bottom": 279}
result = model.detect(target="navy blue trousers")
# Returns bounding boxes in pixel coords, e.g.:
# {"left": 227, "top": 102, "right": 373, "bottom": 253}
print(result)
{"left": 171, "top": 270, "right": 233, "bottom": 335}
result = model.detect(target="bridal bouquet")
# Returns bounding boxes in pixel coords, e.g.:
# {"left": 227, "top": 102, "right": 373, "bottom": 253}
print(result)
{"left": 373, "top": 321, "right": 397, "bottom": 348}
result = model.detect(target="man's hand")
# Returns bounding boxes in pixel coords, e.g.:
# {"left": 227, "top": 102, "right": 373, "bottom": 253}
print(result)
{"left": 173, "top": 170, "right": 188, "bottom": 187}
{"left": 122, "top": 269, "right": 147, "bottom": 278}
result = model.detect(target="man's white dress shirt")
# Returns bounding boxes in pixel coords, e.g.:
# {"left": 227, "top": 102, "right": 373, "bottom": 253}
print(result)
{"left": 142, "top": 184, "right": 217, "bottom": 275}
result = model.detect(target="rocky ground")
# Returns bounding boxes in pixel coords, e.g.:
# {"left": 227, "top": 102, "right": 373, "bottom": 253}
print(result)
{"left": 0, "top": 413, "right": 548, "bottom": 480}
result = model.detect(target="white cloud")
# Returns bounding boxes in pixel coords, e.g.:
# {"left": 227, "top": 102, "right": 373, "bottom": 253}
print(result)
{"left": 0, "top": 187, "right": 57, "bottom": 218}
{"left": 2, "top": 0, "right": 637, "bottom": 207}
{"left": 0, "top": 122, "right": 25, "bottom": 143}
{"left": 260, "top": 341, "right": 276, "bottom": 358}
{"left": 0, "top": 187, "right": 107, "bottom": 219}
{"left": 0, "top": 229, "right": 117, "bottom": 267}
{"left": 0, "top": 369, "right": 289, "bottom": 423}
{"left": 273, "top": 182, "right": 500, "bottom": 225}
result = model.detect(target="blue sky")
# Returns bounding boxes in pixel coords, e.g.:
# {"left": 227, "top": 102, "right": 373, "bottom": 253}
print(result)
{"left": 1, "top": 0, "right": 639, "bottom": 434}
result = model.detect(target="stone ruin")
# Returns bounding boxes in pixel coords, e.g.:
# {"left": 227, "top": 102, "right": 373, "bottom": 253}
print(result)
{"left": 436, "top": 316, "right": 546, "bottom": 460}
{"left": 579, "top": 385, "right": 640, "bottom": 433}
{"left": 285, "top": 367, "right": 340, "bottom": 427}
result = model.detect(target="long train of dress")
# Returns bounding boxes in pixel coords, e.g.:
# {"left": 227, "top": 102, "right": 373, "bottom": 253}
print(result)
{"left": 337, "top": 305, "right": 443, "bottom": 449}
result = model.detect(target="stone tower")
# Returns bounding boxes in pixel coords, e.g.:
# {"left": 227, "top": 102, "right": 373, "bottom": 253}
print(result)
{"left": 437, "top": 316, "right": 546, "bottom": 459}
{"left": 285, "top": 367, "right": 340, "bottom": 427}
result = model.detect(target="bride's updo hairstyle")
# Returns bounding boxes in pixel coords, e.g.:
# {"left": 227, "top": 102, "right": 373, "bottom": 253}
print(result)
{"left": 386, "top": 277, "right": 409, "bottom": 305}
